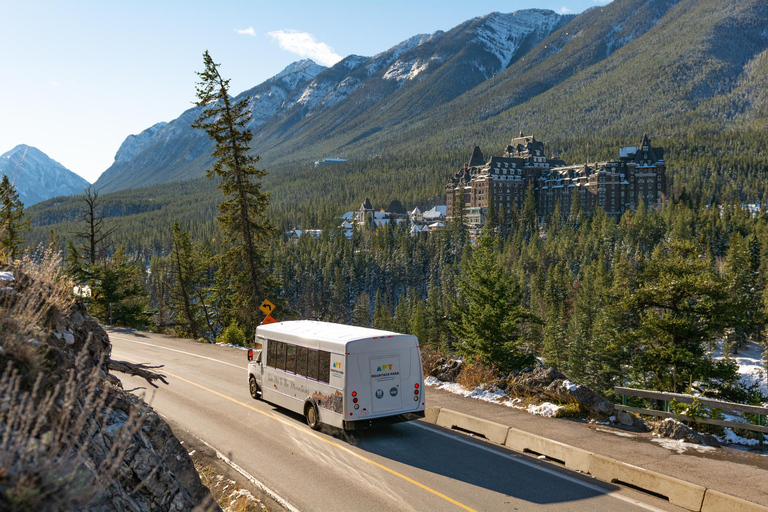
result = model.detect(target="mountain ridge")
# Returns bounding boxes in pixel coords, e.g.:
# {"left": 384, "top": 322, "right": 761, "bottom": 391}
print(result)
{"left": 92, "top": 0, "right": 768, "bottom": 195}
{"left": 0, "top": 145, "right": 89, "bottom": 206}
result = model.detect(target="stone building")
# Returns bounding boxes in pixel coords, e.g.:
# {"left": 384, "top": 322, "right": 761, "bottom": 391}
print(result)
{"left": 445, "top": 133, "right": 666, "bottom": 225}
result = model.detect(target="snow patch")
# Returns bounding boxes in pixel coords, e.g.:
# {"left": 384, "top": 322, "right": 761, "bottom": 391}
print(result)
{"left": 718, "top": 428, "right": 764, "bottom": 447}
{"left": 562, "top": 379, "right": 580, "bottom": 392}
{"left": 651, "top": 437, "right": 718, "bottom": 454}
{"left": 473, "top": 10, "right": 562, "bottom": 73}
{"left": 527, "top": 402, "right": 563, "bottom": 417}
{"left": 383, "top": 59, "right": 430, "bottom": 82}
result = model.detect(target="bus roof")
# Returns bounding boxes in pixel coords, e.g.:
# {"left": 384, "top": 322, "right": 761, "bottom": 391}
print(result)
{"left": 256, "top": 320, "right": 414, "bottom": 351}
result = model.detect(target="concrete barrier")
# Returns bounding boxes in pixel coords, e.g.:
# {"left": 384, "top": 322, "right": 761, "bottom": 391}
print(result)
{"left": 424, "top": 406, "right": 441, "bottom": 424}
{"left": 589, "top": 454, "right": 706, "bottom": 511}
{"left": 504, "top": 427, "right": 593, "bottom": 473}
{"left": 434, "top": 408, "right": 509, "bottom": 445}
{"left": 701, "top": 489, "right": 768, "bottom": 512}
{"left": 422, "top": 407, "right": 767, "bottom": 511}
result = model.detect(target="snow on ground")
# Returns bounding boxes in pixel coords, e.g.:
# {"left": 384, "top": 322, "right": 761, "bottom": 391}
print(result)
{"left": 651, "top": 437, "right": 719, "bottom": 455}
{"left": 425, "top": 376, "right": 564, "bottom": 416}
{"left": 712, "top": 340, "right": 767, "bottom": 397}
{"left": 527, "top": 402, "right": 564, "bottom": 417}
{"left": 425, "top": 376, "right": 521, "bottom": 406}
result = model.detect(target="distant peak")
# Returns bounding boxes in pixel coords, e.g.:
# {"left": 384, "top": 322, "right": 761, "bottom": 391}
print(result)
{"left": 270, "top": 59, "right": 326, "bottom": 82}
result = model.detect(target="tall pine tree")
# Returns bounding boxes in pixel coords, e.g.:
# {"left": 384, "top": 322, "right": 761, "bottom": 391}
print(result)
{"left": 193, "top": 51, "right": 275, "bottom": 333}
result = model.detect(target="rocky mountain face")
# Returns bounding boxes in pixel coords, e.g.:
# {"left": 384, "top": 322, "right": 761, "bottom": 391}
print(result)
{"left": 93, "top": 0, "right": 768, "bottom": 194}
{"left": 0, "top": 145, "right": 89, "bottom": 206}
{"left": 94, "top": 59, "right": 327, "bottom": 192}
{"left": 94, "top": 9, "right": 570, "bottom": 193}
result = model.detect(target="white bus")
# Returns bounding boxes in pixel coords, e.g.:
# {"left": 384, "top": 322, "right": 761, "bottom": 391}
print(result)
{"left": 247, "top": 320, "right": 425, "bottom": 430}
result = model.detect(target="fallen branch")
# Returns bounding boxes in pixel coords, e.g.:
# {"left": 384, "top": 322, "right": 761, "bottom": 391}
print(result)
{"left": 109, "top": 360, "right": 169, "bottom": 388}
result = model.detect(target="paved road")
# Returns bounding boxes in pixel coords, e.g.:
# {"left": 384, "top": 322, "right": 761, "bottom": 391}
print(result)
{"left": 109, "top": 328, "right": 684, "bottom": 512}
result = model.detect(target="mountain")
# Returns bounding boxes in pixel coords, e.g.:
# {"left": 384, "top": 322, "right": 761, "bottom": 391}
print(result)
{"left": 92, "top": 0, "right": 768, "bottom": 198}
{"left": 0, "top": 145, "right": 89, "bottom": 206}
{"left": 93, "top": 9, "right": 570, "bottom": 193}
{"left": 94, "top": 59, "right": 327, "bottom": 192}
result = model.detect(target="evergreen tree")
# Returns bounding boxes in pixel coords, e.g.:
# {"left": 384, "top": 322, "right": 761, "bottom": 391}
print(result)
{"left": 622, "top": 240, "right": 732, "bottom": 392}
{"left": 352, "top": 292, "right": 371, "bottom": 327}
{"left": 0, "top": 174, "right": 29, "bottom": 261}
{"left": 91, "top": 245, "right": 150, "bottom": 328}
{"left": 193, "top": 51, "right": 275, "bottom": 333}
{"left": 449, "top": 233, "right": 539, "bottom": 371}
{"left": 169, "top": 220, "right": 205, "bottom": 339}
{"left": 722, "top": 233, "right": 765, "bottom": 351}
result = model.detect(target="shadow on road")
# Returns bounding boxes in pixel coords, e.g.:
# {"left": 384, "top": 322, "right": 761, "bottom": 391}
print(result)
{"left": 331, "top": 422, "right": 620, "bottom": 506}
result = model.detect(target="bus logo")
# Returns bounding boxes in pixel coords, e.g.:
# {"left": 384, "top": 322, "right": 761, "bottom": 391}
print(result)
{"left": 376, "top": 364, "right": 393, "bottom": 372}
{"left": 375, "top": 389, "right": 384, "bottom": 399}
{"left": 333, "top": 362, "right": 342, "bottom": 370}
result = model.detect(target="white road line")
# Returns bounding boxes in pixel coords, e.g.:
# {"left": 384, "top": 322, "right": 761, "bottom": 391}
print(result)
{"left": 409, "top": 422, "right": 668, "bottom": 512}
{"left": 191, "top": 433, "right": 301, "bottom": 512}
{"left": 109, "top": 334, "right": 246, "bottom": 370}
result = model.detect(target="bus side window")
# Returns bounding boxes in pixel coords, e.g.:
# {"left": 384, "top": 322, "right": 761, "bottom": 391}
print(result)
{"left": 307, "top": 349, "right": 319, "bottom": 380}
{"left": 318, "top": 351, "right": 331, "bottom": 384}
{"left": 267, "top": 340, "right": 276, "bottom": 368}
{"left": 275, "top": 342, "right": 286, "bottom": 371}
{"left": 296, "top": 346, "right": 308, "bottom": 377}
{"left": 285, "top": 344, "right": 296, "bottom": 374}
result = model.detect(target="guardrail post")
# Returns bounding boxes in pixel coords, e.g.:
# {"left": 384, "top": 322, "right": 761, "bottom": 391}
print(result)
{"left": 622, "top": 393, "right": 627, "bottom": 406}
{"left": 759, "top": 415, "right": 765, "bottom": 446}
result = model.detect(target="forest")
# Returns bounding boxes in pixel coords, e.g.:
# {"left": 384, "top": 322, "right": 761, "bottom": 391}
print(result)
{"left": 9, "top": 126, "right": 768, "bottom": 410}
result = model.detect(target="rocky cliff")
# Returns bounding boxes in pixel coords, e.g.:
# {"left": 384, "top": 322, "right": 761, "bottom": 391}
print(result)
{"left": 0, "top": 251, "right": 216, "bottom": 511}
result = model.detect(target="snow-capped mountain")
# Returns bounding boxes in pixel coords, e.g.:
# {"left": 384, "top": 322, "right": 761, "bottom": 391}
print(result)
{"left": 0, "top": 145, "right": 89, "bottom": 206}
{"left": 94, "top": 8, "right": 570, "bottom": 192}
{"left": 95, "top": 59, "right": 327, "bottom": 191}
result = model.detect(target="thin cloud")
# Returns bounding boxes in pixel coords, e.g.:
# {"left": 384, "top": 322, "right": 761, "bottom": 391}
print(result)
{"left": 559, "top": 6, "right": 572, "bottom": 14}
{"left": 267, "top": 29, "right": 342, "bottom": 67}
{"left": 235, "top": 27, "right": 256, "bottom": 37}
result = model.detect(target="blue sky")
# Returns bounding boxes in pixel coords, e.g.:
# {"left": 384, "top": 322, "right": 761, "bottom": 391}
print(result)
{"left": 1, "top": 0, "right": 611, "bottom": 183}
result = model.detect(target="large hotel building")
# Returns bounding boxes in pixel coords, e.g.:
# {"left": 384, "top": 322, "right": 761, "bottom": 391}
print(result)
{"left": 445, "top": 133, "right": 667, "bottom": 224}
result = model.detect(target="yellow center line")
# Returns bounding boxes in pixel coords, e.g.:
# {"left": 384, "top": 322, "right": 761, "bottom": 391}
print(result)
{"left": 126, "top": 361, "right": 477, "bottom": 512}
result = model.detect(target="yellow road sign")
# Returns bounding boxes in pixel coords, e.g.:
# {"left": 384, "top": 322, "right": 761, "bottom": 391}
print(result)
{"left": 259, "top": 299, "right": 276, "bottom": 316}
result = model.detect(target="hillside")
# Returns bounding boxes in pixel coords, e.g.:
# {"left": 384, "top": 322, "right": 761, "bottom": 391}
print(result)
{"left": 93, "top": 9, "right": 570, "bottom": 193}
{"left": 90, "top": 0, "right": 768, "bottom": 197}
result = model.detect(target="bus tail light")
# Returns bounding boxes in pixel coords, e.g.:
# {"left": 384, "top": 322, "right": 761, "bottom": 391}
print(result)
{"left": 247, "top": 349, "right": 253, "bottom": 361}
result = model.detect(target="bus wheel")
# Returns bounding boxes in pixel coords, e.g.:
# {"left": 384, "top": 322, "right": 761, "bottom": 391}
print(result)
{"left": 249, "top": 376, "right": 261, "bottom": 400}
{"left": 305, "top": 402, "right": 320, "bottom": 430}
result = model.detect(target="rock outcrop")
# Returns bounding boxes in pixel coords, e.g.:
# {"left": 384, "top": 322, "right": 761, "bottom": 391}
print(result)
{"left": 0, "top": 259, "right": 217, "bottom": 511}
{"left": 503, "top": 366, "right": 615, "bottom": 417}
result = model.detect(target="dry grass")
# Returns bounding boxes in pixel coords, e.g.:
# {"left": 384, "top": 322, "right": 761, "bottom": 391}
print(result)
{"left": 456, "top": 357, "right": 500, "bottom": 390}
{"left": 196, "top": 461, "right": 266, "bottom": 512}
{"left": 0, "top": 348, "right": 149, "bottom": 510}
{"left": 0, "top": 246, "right": 155, "bottom": 510}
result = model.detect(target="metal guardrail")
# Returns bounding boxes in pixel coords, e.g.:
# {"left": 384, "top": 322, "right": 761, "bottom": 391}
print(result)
{"left": 614, "top": 386, "right": 767, "bottom": 445}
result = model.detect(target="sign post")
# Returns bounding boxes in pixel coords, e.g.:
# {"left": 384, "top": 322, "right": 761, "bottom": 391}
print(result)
{"left": 259, "top": 299, "right": 277, "bottom": 325}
